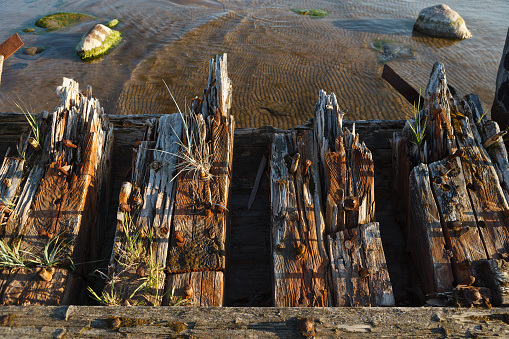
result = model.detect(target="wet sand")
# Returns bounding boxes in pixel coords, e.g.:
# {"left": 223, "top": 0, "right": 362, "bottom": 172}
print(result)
{"left": 0, "top": 0, "right": 507, "bottom": 128}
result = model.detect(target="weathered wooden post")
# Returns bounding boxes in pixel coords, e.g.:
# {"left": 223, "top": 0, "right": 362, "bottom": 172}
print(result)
{"left": 0, "top": 78, "right": 113, "bottom": 305}
{"left": 392, "top": 61, "right": 509, "bottom": 307}
{"left": 105, "top": 54, "right": 234, "bottom": 306}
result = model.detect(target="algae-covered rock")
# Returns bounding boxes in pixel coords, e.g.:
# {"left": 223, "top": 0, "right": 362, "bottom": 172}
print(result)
{"left": 106, "top": 19, "right": 119, "bottom": 28}
{"left": 293, "top": 9, "right": 328, "bottom": 18}
{"left": 35, "top": 12, "right": 95, "bottom": 32}
{"left": 22, "top": 28, "right": 35, "bottom": 33}
{"left": 76, "top": 24, "right": 122, "bottom": 61}
{"left": 413, "top": 4, "right": 471, "bottom": 39}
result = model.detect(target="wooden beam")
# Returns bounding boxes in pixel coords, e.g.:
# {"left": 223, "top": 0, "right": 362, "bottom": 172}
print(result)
{"left": 382, "top": 64, "right": 424, "bottom": 107}
{"left": 0, "top": 34, "right": 23, "bottom": 60}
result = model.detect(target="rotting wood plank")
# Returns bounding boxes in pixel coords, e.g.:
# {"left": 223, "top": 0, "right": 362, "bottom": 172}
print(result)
{"left": 328, "top": 222, "right": 394, "bottom": 307}
{"left": 2, "top": 305, "right": 509, "bottom": 338}
{"left": 103, "top": 54, "right": 234, "bottom": 307}
{"left": 409, "top": 163, "right": 454, "bottom": 295}
{"left": 428, "top": 157, "right": 488, "bottom": 286}
{"left": 391, "top": 61, "right": 509, "bottom": 305}
{"left": 269, "top": 130, "right": 331, "bottom": 307}
{"left": 0, "top": 78, "right": 113, "bottom": 306}
{"left": 164, "top": 271, "right": 223, "bottom": 306}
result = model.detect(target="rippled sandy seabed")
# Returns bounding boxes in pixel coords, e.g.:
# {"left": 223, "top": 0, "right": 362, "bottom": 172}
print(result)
{"left": 0, "top": 0, "right": 507, "bottom": 128}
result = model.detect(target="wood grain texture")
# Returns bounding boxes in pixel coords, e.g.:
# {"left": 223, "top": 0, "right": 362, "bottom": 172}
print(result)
{"left": 0, "top": 78, "right": 113, "bottom": 305}
{"left": 328, "top": 222, "right": 394, "bottom": 307}
{"left": 409, "top": 164, "right": 454, "bottom": 295}
{"left": 269, "top": 131, "right": 331, "bottom": 307}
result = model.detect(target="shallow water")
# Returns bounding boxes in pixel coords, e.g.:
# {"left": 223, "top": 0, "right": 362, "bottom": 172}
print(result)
{"left": 0, "top": 0, "right": 507, "bottom": 128}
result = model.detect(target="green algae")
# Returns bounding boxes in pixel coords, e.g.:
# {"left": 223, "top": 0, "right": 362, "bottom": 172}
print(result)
{"left": 106, "top": 19, "right": 119, "bottom": 28}
{"left": 77, "top": 29, "right": 122, "bottom": 61}
{"left": 293, "top": 9, "right": 328, "bottom": 18}
{"left": 35, "top": 12, "right": 95, "bottom": 32}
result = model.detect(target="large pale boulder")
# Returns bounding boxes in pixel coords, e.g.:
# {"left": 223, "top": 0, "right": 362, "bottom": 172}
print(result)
{"left": 76, "top": 24, "right": 122, "bottom": 61}
{"left": 492, "top": 28, "right": 509, "bottom": 132}
{"left": 413, "top": 4, "right": 471, "bottom": 39}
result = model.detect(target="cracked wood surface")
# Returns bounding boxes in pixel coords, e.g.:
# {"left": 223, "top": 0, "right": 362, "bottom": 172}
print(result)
{"left": 0, "top": 78, "right": 113, "bottom": 306}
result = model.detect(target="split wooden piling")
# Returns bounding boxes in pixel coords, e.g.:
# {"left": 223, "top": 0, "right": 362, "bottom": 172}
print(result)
{"left": 270, "top": 90, "right": 394, "bottom": 307}
{"left": 105, "top": 54, "right": 234, "bottom": 306}
{"left": 392, "top": 61, "right": 509, "bottom": 307}
{"left": 0, "top": 78, "right": 113, "bottom": 305}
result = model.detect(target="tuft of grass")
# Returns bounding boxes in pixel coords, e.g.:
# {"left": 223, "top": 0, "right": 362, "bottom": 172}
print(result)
{"left": 16, "top": 103, "right": 41, "bottom": 146}
{"left": 28, "top": 234, "right": 68, "bottom": 268}
{"left": 0, "top": 239, "right": 30, "bottom": 270}
{"left": 88, "top": 284, "right": 120, "bottom": 306}
{"left": 407, "top": 94, "right": 426, "bottom": 147}
{"left": 155, "top": 80, "right": 214, "bottom": 182}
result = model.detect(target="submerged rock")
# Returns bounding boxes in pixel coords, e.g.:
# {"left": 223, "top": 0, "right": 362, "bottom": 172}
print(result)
{"left": 293, "top": 9, "right": 328, "bottom": 18}
{"left": 76, "top": 24, "right": 122, "bottom": 61}
{"left": 413, "top": 4, "right": 471, "bottom": 39}
{"left": 35, "top": 12, "right": 95, "bottom": 32}
{"left": 372, "top": 39, "right": 414, "bottom": 63}
{"left": 23, "top": 46, "right": 46, "bottom": 56}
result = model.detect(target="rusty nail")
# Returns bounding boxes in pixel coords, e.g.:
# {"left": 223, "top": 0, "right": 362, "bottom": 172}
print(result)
{"left": 62, "top": 139, "right": 78, "bottom": 149}
{"left": 136, "top": 266, "right": 146, "bottom": 277}
{"left": 204, "top": 208, "right": 212, "bottom": 217}
{"left": 3, "top": 178, "right": 10, "bottom": 188}
{"left": 133, "top": 195, "right": 143, "bottom": 206}
{"left": 0, "top": 203, "right": 12, "bottom": 215}
{"left": 446, "top": 149, "right": 464, "bottom": 161}
{"left": 447, "top": 220, "right": 463, "bottom": 232}
{"left": 110, "top": 317, "right": 121, "bottom": 329}
{"left": 175, "top": 230, "right": 185, "bottom": 248}
{"left": 295, "top": 243, "right": 306, "bottom": 256}
{"left": 298, "top": 318, "right": 315, "bottom": 337}
{"left": 359, "top": 267, "right": 371, "bottom": 278}
{"left": 56, "top": 165, "right": 69, "bottom": 176}
{"left": 175, "top": 231, "right": 184, "bottom": 243}
{"left": 119, "top": 203, "right": 131, "bottom": 212}
{"left": 184, "top": 283, "right": 194, "bottom": 298}
{"left": 160, "top": 226, "right": 169, "bottom": 235}
{"left": 303, "top": 159, "right": 311, "bottom": 176}
{"left": 344, "top": 196, "right": 359, "bottom": 211}
{"left": 217, "top": 203, "right": 225, "bottom": 214}
{"left": 38, "top": 267, "right": 53, "bottom": 282}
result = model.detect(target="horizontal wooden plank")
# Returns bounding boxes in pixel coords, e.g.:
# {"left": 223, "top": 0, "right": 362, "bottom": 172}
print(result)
{"left": 0, "top": 306, "right": 509, "bottom": 338}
